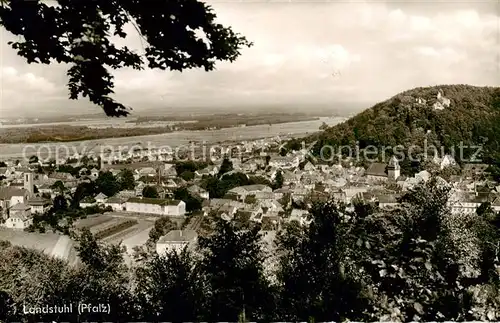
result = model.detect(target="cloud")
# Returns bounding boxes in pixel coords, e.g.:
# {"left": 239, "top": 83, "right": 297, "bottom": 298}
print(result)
{"left": 0, "top": 1, "right": 498, "bottom": 117}
{"left": 1, "top": 66, "right": 56, "bottom": 93}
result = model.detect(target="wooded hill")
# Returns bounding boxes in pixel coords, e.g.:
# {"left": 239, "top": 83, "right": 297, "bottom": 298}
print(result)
{"left": 293, "top": 85, "right": 500, "bottom": 167}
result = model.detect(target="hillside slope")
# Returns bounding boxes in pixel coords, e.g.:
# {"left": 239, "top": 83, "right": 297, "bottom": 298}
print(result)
{"left": 299, "top": 85, "right": 500, "bottom": 165}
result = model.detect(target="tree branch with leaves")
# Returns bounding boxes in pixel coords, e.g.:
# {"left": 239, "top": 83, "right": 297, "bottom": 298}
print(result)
{"left": 0, "top": 0, "right": 252, "bottom": 116}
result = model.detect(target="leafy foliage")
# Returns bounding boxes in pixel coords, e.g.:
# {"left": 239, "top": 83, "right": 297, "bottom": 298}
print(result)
{"left": 272, "top": 170, "right": 284, "bottom": 189}
{"left": 135, "top": 249, "right": 204, "bottom": 321}
{"left": 148, "top": 216, "right": 177, "bottom": 243}
{"left": 142, "top": 185, "right": 159, "bottom": 198}
{"left": 118, "top": 169, "right": 135, "bottom": 190}
{"left": 197, "top": 219, "right": 276, "bottom": 321}
{"left": 0, "top": 0, "right": 252, "bottom": 116}
{"left": 218, "top": 157, "right": 234, "bottom": 177}
{"left": 173, "top": 187, "right": 202, "bottom": 212}
{"left": 95, "top": 171, "right": 121, "bottom": 197}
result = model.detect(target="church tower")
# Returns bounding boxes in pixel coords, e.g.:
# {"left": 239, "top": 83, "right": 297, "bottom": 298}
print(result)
{"left": 23, "top": 172, "right": 34, "bottom": 196}
{"left": 387, "top": 156, "right": 400, "bottom": 181}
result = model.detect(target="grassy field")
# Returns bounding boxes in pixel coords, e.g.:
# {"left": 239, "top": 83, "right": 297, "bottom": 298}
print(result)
{"left": 0, "top": 113, "right": 320, "bottom": 143}
{"left": 73, "top": 214, "right": 113, "bottom": 230}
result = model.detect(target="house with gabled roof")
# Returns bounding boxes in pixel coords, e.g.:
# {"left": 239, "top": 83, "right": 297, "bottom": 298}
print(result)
{"left": 302, "top": 161, "right": 316, "bottom": 172}
{"left": 4, "top": 203, "right": 32, "bottom": 229}
{"left": 376, "top": 193, "right": 399, "bottom": 209}
{"left": 0, "top": 187, "right": 29, "bottom": 212}
{"left": 268, "top": 155, "right": 300, "bottom": 169}
{"left": 492, "top": 196, "right": 500, "bottom": 213}
{"left": 95, "top": 193, "right": 108, "bottom": 204}
{"left": 156, "top": 229, "right": 198, "bottom": 256}
{"left": 104, "top": 196, "right": 127, "bottom": 211}
{"left": 288, "top": 209, "right": 311, "bottom": 226}
{"left": 212, "top": 204, "right": 239, "bottom": 219}
{"left": 449, "top": 192, "right": 498, "bottom": 215}
{"left": 195, "top": 165, "right": 219, "bottom": 177}
{"left": 27, "top": 196, "right": 51, "bottom": 214}
{"left": 226, "top": 184, "right": 272, "bottom": 202}
{"left": 253, "top": 191, "right": 276, "bottom": 201}
{"left": 365, "top": 163, "right": 388, "bottom": 181}
{"left": 79, "top": 196, "right": 96, "bottom": 208}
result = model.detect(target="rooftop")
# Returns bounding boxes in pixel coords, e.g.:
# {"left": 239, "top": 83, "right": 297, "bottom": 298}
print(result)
{"left": 27, "top": 196, "right": 51, "bottom": 206}
{"left": 0, "top": 187, "right": 27, "bottom": 200}
{"left": 365, "top": 163, "right": 387, "bottom": 177}
{"left": 10, "top": 203, "right": 31, "bottom": 211}
{"left": 106, "top": 196, "right": 127, "bottom": 204}
{"left": 157, "top": 230, "right": 198, "bottom": 243}
{"left": 240, "top": 184, "right": 271, "bottom": 192}
{"left": 127, "top": 197, "right": 182, "bottom": 206}
{"left": 95, "top": 193, "right": 108, "bottom": 200}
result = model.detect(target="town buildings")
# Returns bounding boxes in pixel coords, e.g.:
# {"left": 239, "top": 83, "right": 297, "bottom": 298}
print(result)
{"left": 0, "top": 135, "right": 498, "bottom": 244}
{"left": 156, "top": 229, "right": 198, "bottom": 256}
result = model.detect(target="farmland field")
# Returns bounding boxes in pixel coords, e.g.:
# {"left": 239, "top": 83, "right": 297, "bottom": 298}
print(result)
{"left": 73, "top": 214, "right": 113, "bottom": 230}
{"left": 89, "top": 218, "right": 127, "bottom": 234}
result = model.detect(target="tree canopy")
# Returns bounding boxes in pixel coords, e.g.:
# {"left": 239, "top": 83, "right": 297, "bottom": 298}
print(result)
{"left": 142, "top": 185, "right": 159, "bottom": 198}
{"left": 0, "top": 0, "right": 252, "bottom": 116}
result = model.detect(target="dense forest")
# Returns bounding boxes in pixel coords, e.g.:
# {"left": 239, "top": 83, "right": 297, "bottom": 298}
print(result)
{"left": 288, "top": 85, "right": 500, "bottom": 172}
{"left": 2, "top": 178, "right": 500, "bottom": 322}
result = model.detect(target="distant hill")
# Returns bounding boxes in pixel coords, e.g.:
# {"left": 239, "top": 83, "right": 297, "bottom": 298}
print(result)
{"left": 289, "top": 85, "right": 500, "bottom": 170}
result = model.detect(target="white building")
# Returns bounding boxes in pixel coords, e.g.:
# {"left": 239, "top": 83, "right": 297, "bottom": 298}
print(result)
{"left": 5, "top": 203, "right": 32, "bottom": 229}
{"left": 156, "top": 229, "right": 198, "bottom": 256}
{"left": 125, "top": 197, "right": 186, "bottom": 216}
{"left": 104, "top": 197, "right": 127, "bottom": 211}
{"left": 79, "top": 196, "right": 96, "bottom": 208}
{"left": 95, "top": 193, "right": 108, "bottom": 204}
{"left": 27, "top": 196, "right": 51, "bottom": 214}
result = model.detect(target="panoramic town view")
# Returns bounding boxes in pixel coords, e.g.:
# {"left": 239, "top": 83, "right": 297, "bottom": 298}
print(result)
{"left": 0, "top": 0, "right": 499, "bottom": 321}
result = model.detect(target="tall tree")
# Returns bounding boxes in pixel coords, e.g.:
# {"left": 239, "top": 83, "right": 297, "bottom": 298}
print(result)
{"left": 134, "top": 249, "right": 204, "bottom": 322}
{"left": 28, "top": 155, "right": 38, "bottom": 164}
{"left": 95, "top": 171, "right": 121, "bottom": 197}
{"left": 118, "top": 168, "right": 135, "bottom": 190}
{"left": 71, "top": 181, "right": 97, "bottom": 208}
{"left": 217, "top": 157, "right": 233, "bottom": 178}
{"left": 358, "top": 178, "right": 473, "bottom": 321}
{"left": 52, "top": 195, "right": 68, "bottom": 212}
{"left": 276, "top": 201, "right": 369, "bottom": 321}
{"left": 0, "top": 0, "right": 252, "bottom": 116}
{"left": 73, "top": 228, "right": 137, "bottom": 320}
{"left": 0, "top": 242, "right": 75, "bottom": 322}
{"left": 50, "top": 180, "right": 66, "bottom": 194}
{"left": 272, "top": 170, "right": 284, "bottom": 190}
{"left": 142, "top": 186, "right": 159, "bottom": 198}
{"left": 197, "top": 219, "right": 276, "bottom": 321}
{"left": 148, "top": 217, "right": 177, "bottom": 243}
{"left": 173, "top": 187, "right": 202, "bottom": 212}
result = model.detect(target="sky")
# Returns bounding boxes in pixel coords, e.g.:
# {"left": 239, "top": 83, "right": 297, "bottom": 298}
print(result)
{"left": 0, "top": 0, "right": 499, "bottom": 118}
